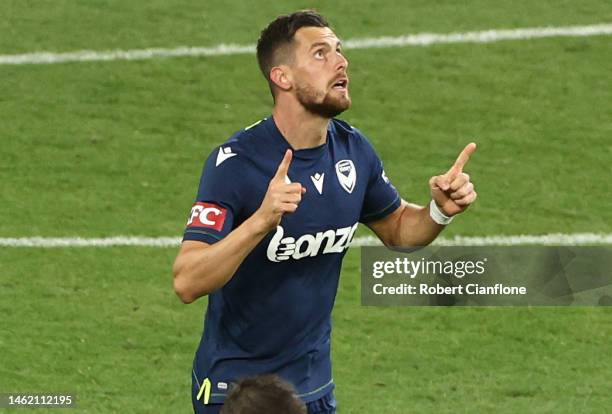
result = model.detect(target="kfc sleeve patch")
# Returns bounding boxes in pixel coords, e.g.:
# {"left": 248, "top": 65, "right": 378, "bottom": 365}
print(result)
{"left": 186, "top": 202, "right": 227, "bottom": 231}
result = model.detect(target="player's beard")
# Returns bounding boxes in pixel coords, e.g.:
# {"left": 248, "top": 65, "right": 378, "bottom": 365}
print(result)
{"left": 295, "top": 82, "right": 351, "bottom": 119}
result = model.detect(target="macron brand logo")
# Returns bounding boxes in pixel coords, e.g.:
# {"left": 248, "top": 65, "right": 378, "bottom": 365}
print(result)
{"left": 187, "top": 202, "right": 227, "bottom": 231}
{"left": 216, "top": 146, "right": 236, "bottom": 166}
{"left": 266, "top": 223, "right": 358, "bottom": 262}
{"left": 310, "top": 172, "right": 324, "bottom": 194}
{"left": 335, "top": 160, "right": 356, "bottom": 193}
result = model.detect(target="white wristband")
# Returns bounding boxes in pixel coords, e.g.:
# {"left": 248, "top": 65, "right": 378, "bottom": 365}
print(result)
{"left": 429, "top": 199, "right": 454, "bottom": 225}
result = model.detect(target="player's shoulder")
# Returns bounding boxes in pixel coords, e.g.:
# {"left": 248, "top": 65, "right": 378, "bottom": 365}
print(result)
{"left": 224, "top": 118, "right": 267, "bottom": 144}
{"left": 205, "top": 118, "right": 268, "bottom": 168}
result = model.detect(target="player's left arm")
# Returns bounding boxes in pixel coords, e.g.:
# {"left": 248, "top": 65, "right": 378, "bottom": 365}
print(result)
{"left": 367, "top": 143, "right": 477, "bottom": 247}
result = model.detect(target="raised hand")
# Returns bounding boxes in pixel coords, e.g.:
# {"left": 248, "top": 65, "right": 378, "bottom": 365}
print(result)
{"left": 429, "top": 143, "right": 477, "bottom": 217}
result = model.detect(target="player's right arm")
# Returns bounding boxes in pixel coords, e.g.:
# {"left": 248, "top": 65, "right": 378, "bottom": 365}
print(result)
{"left": 172, "top": 149, "right": 304, "bottom": 303}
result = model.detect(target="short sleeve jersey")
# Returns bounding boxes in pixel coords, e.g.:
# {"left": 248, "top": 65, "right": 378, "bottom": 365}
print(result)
{"left": 184, "top": 116, "right": 400, "bottom": 404}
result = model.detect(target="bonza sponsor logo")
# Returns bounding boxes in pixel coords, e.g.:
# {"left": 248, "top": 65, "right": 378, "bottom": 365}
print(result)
{"left": 267, "top": 223, "right": 358, "bottom": 262}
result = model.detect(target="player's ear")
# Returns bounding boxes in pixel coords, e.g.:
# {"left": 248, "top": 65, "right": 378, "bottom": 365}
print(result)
{"left": 270, "top": 65, "right": 293, "bottom": 92}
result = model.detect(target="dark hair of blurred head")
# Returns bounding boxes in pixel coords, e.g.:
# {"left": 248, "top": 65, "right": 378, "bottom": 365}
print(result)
{"left": 219, "top": 374, "right": 306, "bottom": 414}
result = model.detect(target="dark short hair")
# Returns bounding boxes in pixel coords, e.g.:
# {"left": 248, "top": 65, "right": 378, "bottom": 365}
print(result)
{"left": 256, "top": 10, "right": 330, "bottom": 96}
{"left": 219, "top": 374, "right": 306, "bottom": 414}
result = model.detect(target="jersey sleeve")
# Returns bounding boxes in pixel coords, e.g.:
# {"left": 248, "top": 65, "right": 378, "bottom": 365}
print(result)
{"left": 357, "top": 131, "right": 401, "bottom": 223}
{"left": 182, "top": 146, "right": 243, "bottom": 244}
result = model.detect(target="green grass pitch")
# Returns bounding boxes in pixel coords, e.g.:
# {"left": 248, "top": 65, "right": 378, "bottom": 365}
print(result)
{"left": 1, "top": 1, "right": 611, "bottom": 412}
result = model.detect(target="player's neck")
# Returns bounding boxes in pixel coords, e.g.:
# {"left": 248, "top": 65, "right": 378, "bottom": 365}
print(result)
{"left": 272, "top": 105, "right": 330, "bottom": 150}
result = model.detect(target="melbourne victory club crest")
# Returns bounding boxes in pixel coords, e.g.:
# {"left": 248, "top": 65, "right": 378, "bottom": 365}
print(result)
{"left": 335, "top": 160, "right": 356, "bottom": 193}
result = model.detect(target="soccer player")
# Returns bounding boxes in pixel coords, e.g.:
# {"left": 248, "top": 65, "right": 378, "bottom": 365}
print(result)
{"left": 173, "top": 10, "right": 477, "bottom": 414}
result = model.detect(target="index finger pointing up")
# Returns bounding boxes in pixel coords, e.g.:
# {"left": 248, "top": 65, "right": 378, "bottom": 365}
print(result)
{"left": 451, "top": 142, "right": 477, "bottom": 172}
{"left": 274, "top": 149, "right": 293, "bottom": 180}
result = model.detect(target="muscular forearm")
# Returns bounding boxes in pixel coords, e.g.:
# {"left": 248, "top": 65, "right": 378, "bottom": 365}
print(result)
{"left": 394, "top": 201, "right": 445, "bottom": 247}
{"left": 370, "top": 143, "right": 477, "bottom": 248}
{"left": 172, "top": 213, "right": 270, "bottom": 303}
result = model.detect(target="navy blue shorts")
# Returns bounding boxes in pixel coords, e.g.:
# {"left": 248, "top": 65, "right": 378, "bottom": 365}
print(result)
{"left": 304, "top": 391, "right": 337, "bottom": 414}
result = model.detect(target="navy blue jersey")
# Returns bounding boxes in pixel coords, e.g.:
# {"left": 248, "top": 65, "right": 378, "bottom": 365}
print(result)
{"left": 183, "top": 116, "right": 400, "bottom": 404}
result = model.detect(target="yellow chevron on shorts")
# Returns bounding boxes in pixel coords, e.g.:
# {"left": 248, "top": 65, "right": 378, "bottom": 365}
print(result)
{"left": 196, "top": 377, "right": 212, "bottom": 404}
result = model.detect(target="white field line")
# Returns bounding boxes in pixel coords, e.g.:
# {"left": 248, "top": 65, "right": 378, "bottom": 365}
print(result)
{"left": 1, "top": 233, "right": 611, "bottom": 248}
{"left": 1, "top": 23, "right": 611, "bottom": 66}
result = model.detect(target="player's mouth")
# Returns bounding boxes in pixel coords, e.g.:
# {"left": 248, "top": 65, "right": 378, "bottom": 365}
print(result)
{"left": 331, "top": 77, "right": 349, "bottom": 92}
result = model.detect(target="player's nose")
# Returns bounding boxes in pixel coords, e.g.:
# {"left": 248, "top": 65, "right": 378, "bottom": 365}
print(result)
{"left": 335, "top": 51, "right": 348, "bottom": 72}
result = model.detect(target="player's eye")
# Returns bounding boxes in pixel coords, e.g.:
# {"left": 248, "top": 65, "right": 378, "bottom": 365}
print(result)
{"left": 314, "top": 49, "right": 325, "bottom": 59}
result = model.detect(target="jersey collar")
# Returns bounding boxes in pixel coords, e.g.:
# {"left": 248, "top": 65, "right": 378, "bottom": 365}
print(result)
{"left": 264, "top": 116, "right": 329, "bottom": 161}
